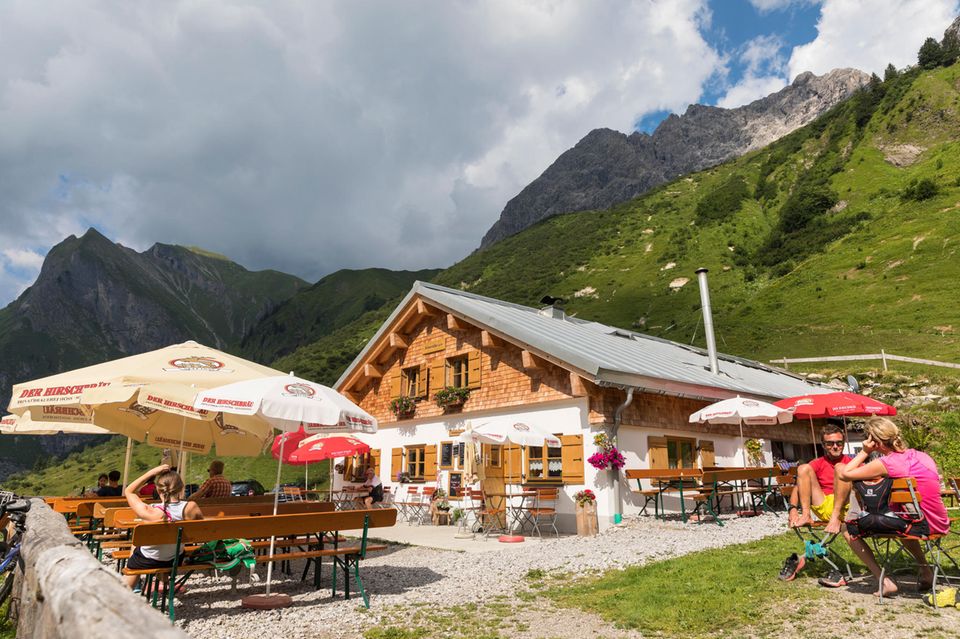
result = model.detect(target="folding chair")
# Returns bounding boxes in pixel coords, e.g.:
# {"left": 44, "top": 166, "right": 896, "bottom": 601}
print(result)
{"left": 394, "top": 485, "right": 417, "bottom": 522}
{"left": 410, "top": 487, "right": 435, "bottom": 526}
{"left": 776, "top": 471, "right": 852, "bottom": 579}
{"left": 861, "top": 477, "right": 960, "bottom": 604}
{"left": 457, "top": 488, "right": 482, "bottom": 536}
{"left": 529, "top": 488, "right": 560, "bottom": 538}
{"left": 375, "top": 485, "right": 393, "bottom": 509}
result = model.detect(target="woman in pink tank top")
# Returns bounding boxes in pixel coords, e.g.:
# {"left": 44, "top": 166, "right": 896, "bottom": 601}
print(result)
{"left": 837, "top": 417, "right": 947, "bottom": 597}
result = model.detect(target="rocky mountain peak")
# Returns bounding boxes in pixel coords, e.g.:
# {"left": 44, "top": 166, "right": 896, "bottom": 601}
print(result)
{"left": 479, "top": 67, "right": 870, "bottom": 248}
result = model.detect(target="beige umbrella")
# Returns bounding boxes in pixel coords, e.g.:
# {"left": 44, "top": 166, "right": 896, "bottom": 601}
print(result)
{"left": 9, "top": 341, "right": 284, "bottom": 478}
{"left": 1, "top": 408, "right": 111, "bottom": 435}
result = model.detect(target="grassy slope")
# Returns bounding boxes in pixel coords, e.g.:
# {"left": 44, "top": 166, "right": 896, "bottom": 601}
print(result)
{"left": 241, "top": 267, "right": 441, "bottom": 364}
{"left": 1, "top": 435, "right": 328, "bottom": 497}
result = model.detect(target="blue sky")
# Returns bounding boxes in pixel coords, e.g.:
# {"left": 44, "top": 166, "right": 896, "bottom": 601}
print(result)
{"left": 0, "top": 0, "right": 957, "bottom": 307}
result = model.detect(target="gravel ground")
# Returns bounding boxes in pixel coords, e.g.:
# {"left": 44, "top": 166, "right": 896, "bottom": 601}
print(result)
{"left": 158, "top": 513, "right": 787, "bottom": 639}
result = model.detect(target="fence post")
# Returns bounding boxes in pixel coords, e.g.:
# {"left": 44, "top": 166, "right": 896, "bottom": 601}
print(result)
{"left": 881, "top": 349, "right": 888, "bottom": 371}
{"left": 783, "top": 356, "right": 788, "bottom": 370}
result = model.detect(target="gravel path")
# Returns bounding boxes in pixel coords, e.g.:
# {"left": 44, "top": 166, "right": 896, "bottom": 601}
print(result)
{"left": 168, "top": 514, "right": 786, "bottom": 639}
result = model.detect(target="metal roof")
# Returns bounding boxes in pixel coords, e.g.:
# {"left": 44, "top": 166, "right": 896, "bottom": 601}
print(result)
{"left": 336, "top": 281, "right": 828, "bottom": 402}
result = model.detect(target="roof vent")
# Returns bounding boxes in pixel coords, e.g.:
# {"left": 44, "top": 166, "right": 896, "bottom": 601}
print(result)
{"left": 538, "top": 295, "right": 566, "bottom": 319}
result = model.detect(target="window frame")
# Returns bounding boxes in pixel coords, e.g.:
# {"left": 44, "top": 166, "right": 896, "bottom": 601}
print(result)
{"left": 666, "top": 436, "right": 697, "bottom": 469}
{"left": 439, "top": 441, "right": 454, "bottom": 469}
{"left": 406, "top": 445, "right": 426, "bottom": 480}
{"left": 401, "top": 365, "right": 421, "bottom": 398}
{"left": 446, "top": 355, "right": 470, "bottom": 388}
{"left": 525, "top": 436, "right": 564, "bottom": 484}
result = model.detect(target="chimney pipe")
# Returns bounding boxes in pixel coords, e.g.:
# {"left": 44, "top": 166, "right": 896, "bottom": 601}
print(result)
{"left": 695, "top": 268, "right": 720, "bottom": 374}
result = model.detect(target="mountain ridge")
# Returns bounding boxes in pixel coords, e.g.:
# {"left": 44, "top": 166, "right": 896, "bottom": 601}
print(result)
{"left": 480, "top": 68, "right": 871, "bottom": 248}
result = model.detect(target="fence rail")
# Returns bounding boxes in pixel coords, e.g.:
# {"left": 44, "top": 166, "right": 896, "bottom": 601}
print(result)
{"left": 770, "top": 350, "right": 960, "bottom": 371}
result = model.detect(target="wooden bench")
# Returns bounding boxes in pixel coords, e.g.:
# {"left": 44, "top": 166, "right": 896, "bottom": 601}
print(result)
{"left": 92, "top": 501, "right": 337, "bottom": 560}
{"left": 697, "top": 468, "right": 779, "bottom": 526}
{"left": 124, "top": 508, "right": 396, "bottom": 621}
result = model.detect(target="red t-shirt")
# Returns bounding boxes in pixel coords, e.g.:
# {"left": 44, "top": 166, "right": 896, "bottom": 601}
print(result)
{"left": 808, "top": 455, "right": 851, "bottom": 495}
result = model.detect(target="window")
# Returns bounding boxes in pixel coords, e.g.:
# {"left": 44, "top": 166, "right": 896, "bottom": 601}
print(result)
{"left": 666, "top": 437, "right": 696, "bottom": 469}
{"left": 447, "top": 355, "right": 469, "bottom": 388}
{"left": 440, "top": 442, "right": 454, "bottom": 468}
{"left": 457, "top": 442, "right": 465, "bottom": 468}
{"left": 527, "top": 442, "right": 563, "bottom": 481}
{"left": 343, "top": 452, "right": 372, "bottom": 482}
{"left": 406, "top": 446, "right": 426, "bottom": 480}
{"left": 401, "top": 366, "right": 420, "bottom": 397}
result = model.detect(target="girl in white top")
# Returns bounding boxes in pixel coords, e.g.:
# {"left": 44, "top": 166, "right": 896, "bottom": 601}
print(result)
{"left": 122, "top": 464, "right": 204, "bottom": 588}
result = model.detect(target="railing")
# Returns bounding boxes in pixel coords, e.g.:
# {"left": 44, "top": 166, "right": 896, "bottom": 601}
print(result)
{"left": 770, "top": 350, "right": 960, "bottom": 372}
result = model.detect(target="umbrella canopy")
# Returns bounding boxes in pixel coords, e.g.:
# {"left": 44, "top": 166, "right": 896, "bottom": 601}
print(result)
{"left": 193, "top": 374, "right": 377, "bottom": 434}
{"left": 9, "top": 340, "right": 283, "bottom": 416}
{"left": 773, "top": 392, "right": 897, "bottom": 418}
{"left": 689, "top": 397, "right": 793, "bottom": 425}
{"left": 458, "top": 420, "right": 561, "bottom": 447}
{"left": 271, "top": 426, "right": 310, "bottom": 465}
{"left": 287, "top": 435, "right": 370, "bottom": 464}
{"left": 1, "top": 410, "right": 111, "bottom": 435}
{"left": 689, "top": 397, "right": 791, "bottom": 467}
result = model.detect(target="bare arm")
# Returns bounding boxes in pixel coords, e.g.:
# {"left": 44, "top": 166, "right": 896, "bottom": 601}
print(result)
{"left": 124, "top": 464, "right": 170, "bottom": 521}
{"left": 183, "top": 501, "right": 204, "bottom": 520}
{"left": 838, "top": 439, "right": 888, "bottom": 482}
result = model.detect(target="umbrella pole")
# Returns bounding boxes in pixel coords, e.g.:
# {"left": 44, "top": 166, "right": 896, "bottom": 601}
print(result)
{"left": 265, "top": 436, "right": 285, "bottom": 596}
{"left": 739, "top": 422, "right": 745, "bottom": 467}
{"left": 842, "top": 416, "right": 849, "bottom": 456}
{"left": 809, "top": 417, "right": 817, "bottom": 458}
{"left": 121, "top": 437, "right": 133, "bottom": 488}
{"left": 178, "top": 416, "right": 186, "bottom": 476}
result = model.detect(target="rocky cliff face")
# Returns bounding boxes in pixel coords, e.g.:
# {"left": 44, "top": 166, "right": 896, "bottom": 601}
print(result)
{"left": 0, "top": 228, "right": 306, "bottom": 418}
{"left": 480, "top": 68, "right": 870, "bottom": 247}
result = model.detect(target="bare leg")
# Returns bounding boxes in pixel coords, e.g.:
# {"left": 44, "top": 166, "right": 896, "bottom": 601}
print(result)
{"left": 824, "top": 466, "right": 852, "bottom": 534}
{"left": 123, "top": 574, "right": 138, "bottom": 589}
{"left": 793, "top": 464, "right": 826, "bottom": 527}
{"left": 844, "top": 531, "right": 898, "bottom": 596}
{"left": 363, "top": 496, "right": 373, "bottom": 508}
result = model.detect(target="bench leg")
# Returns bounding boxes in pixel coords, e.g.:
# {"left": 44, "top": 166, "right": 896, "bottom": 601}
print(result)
{"left": 352, "top": 557, "right": 369, "bottom": 609}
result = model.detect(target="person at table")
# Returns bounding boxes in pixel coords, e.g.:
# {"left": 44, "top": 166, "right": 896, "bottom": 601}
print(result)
{"left": 358, "top": 467, "right": 383, "bottom": 508}
{"left": 838, "top": 417, "right": 948, "bottom": 597}
{"left": 122, "top": 464, "right": 203, "bottom": 588}
{"left": 188, "top": 460, "right": 231, "bottom": 500}
{"left": 85, "top": 473, "right": 108, "bottom": 496}
{"left": 789, "top": 423, "right": 852, "bottom": 534}
{"left": 87, "top": 470, "right": 123, "bottom": 497}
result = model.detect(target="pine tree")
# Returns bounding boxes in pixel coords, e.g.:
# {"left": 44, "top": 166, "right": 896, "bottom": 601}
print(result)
{"left": 883, "top": 63, "right": 898, "bottom": 82}
{"left": 918, "top": 37, "right": 944, "bottom": 69}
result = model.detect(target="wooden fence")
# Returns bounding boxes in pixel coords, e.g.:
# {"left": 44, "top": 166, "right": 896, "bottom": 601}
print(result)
{"left": 770, "top": 350, "right": 960, "bottom": 372}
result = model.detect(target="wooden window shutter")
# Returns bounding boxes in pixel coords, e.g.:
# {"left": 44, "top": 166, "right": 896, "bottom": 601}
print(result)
{"left": 342, "top": 455, "right": 354, "bottom": 478}
{"left": 391, "top": 447, "right": 403, "bottom": 479}
{"left": 560, "top": 434, "right": 584, "bottom": 484}
{"left": 389, "top": 371, "right": 402, "bottom": 399}
{"left": 371, "top": 449, "right": 382, "bottom": 476}
{"left": 424, "top": 444, "right": 438, "bottom": 481}
{"left": 503, "top": 444, "right": 522, "bottom": 482}
{"left": 427, "top": 358, "right": 446, "bottom": 397}
{"left": 416, "top": 363, "right": 428, "bottom": 398}
{"left": 467, "top": 350, "right": 482, "bottom": 389}
{"left": 647, "top": 436, "right": 668, "bottom": 469}
{"left": 698, "top": 440, "right": 715, "bottom": 468}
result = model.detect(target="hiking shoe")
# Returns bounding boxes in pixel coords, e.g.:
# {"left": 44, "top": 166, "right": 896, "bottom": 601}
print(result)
{"left": 818, "top": 569, "right": 847, "bottom": 588}
{"left": 778, "top": 553, "right": 805, "bottom": 581}
{"left": 923, "top": 587, "right": 957, "bottom": 608}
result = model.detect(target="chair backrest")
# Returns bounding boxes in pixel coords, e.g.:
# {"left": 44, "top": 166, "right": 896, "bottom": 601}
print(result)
{"left": 105, "top": 500, "right": 335, "bottom": 528}
{"left": 421, "top": 487, "right": 436, "bottom": 501}
{"left": 282, "top": 486, "right": 303, "bottom": 500}
{"left": 889, "top": 477, "right": 922, "bottom": 515}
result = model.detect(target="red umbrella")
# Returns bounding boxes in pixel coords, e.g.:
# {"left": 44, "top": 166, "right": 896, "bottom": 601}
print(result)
{"left": 774, "top": 391, "right": 896, "bottom": 454}
{"left": 288, "top": 435, "right": 370, "bottom": 463}
{"left": 773, "top": 392, "right": 896, "bottom": 418}
{"left": 271, "top": 425, "right": 309, "bottom": 465}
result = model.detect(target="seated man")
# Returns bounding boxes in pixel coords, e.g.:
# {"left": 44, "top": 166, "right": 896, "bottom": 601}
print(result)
{"left": 357, "top": 467, "right": 384, "bottom": 509}
{"left": 788, "top": 424, "right": 853, "bottom": 534}
{"left": 93, "top": 470, "right": 123, "bottom": 497}
{"left": 189, "top": 460, "right": 232, "bottom": 500}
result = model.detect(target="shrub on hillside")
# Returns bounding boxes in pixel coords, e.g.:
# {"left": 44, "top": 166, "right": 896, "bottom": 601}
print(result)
{"left": 901, "top": 177, "right": 938, "bottom": 201}
{"left": 695, "top": 175, "right": 749, "bottom": 223}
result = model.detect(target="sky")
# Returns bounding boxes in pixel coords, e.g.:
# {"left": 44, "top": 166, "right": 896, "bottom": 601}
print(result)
{"left": 0, "top": 0, "right": 957, "bottom": 306}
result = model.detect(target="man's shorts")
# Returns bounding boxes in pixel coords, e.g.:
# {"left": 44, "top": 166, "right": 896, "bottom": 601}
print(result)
{"left": 810, "top": 493, "right": 849, "bottom": 522}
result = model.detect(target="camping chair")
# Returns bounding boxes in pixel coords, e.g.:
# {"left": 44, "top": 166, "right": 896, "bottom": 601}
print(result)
{"left": 776, "top": 472, "right": 852, "bottom": 579}
{"left": 861, "top": 477, "right": 960, "bottom": 604}
{"left": 529, "top": 488, "right": 560, "bottom": 538}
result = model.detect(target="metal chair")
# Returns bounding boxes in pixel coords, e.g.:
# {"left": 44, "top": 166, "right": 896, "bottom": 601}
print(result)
{"left": 529, "top": 488, "right": 560, "bottom": 538}
{"left": 395, "top": 485, "right": 417, "bottom": 522}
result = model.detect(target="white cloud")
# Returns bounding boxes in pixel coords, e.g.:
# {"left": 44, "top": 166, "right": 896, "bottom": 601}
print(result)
{"left": 748, "top": 0, "right": 820, "bottom": 13}
{"left": 716, "top": 35, "right": 789, "bottom": 108}
{"left": 788, "top": 0, "right": 960, "bottom": 79}
{"left": 0, "top": 0, "right": 724, "bottom": 305}
{"left": 2, "top": 249, "right": 44, "bottom": 271}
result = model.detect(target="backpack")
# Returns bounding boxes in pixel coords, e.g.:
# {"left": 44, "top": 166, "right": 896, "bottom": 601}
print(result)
{"left": 190, "top": 538, "right": 256, "bottom": 574}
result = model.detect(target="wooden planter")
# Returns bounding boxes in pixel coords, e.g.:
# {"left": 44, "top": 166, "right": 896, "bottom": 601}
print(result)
{"left": 575, "top": 501, "right": 598, "bottom": 537}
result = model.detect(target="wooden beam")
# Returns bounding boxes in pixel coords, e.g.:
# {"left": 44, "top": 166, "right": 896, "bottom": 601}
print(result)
{"left": 388, "top": 332, "right": 409, "bottom": 349}
{"left": 521, "top": 350, "right": 542, "bottom": 371}
{"left": 363, "top": 363, "right": 382, "bottom": 379}
{"left": 446, "top": 313, "right": 466, "bottom": 331}
{"left": 416, "top": 299, "right": 435, "bottom": 316}
{"left": 481, "top": 330, "right": 503, "bottom": 349}
{"left": 570, "top": 373, "right": 589, "bottom": 397}
{"left": 344, "top": 389, "right": 364, "bottom": 404}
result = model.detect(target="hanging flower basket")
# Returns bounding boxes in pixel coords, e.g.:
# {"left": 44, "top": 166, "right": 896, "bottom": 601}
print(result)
{"left": 587, "top": 433, "right": 626, "bottom": 470}
{"left": 390, "top": 396, "right": 416, "bottom": 419}
{"left": 433, "top": 386, "right": 471, "bottom": 410}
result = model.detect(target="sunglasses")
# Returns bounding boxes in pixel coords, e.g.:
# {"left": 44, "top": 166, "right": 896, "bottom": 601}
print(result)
{"left": 821, "top": 441, "right": 845, "bottom": 448}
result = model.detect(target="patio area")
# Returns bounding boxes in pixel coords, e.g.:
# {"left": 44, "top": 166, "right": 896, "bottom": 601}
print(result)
{"left": 341, "top": 519, "right": 563, "bottom": 553}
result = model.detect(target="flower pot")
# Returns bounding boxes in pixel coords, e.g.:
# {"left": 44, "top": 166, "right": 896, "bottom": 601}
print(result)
{"left": 394, "top": 409, "right": 415, "bottom": 420}
{"left": 575, "top": 501, "right": 598, "bottom": 537}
